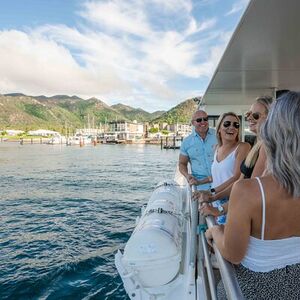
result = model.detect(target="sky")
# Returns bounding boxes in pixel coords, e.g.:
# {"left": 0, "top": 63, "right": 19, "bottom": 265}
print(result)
{"left": 0, "top": 0, "right": 249, "bottom": 112}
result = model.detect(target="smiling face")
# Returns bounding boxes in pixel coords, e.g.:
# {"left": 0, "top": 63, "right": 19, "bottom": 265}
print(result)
{"left": 246, "top": 102, "right": 268, "bottom": 134}
{"left": 192, "top": 110, "right": 209, "bottom": 136}
{"left": 218, "top": 115, "right": 240, "bottom": 144}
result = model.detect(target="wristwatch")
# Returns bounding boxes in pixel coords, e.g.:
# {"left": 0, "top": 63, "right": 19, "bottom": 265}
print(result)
{"left": 217, "top": 205, "right": 224, "bottom": 214}
{"left": 210, "top": 188, "right": 216, "bottom": 195}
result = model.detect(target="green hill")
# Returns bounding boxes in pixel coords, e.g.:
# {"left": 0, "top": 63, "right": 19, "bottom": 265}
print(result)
{"left": 152, "top": 98, "right": 198, "bottom": 124}
{"left": 0, "top": 94, "right": 125, "bottom": 132}
{"left": 111, "top": 103, "right": 164, "bottom": 122}
{"left": 0, "top": 94, "right": 199, "bottom": 132}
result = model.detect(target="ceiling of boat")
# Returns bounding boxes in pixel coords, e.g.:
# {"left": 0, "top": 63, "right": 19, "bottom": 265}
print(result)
{"left": 202, "top": 0, "right": 300, "bottom": 105}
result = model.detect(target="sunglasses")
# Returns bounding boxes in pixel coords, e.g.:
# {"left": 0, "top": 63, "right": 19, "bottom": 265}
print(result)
{"left": 223, "top": 121, "right": 240, "bottom": 129}
{"left": 194, "top": 117, "right": 208, "bottom": 123}
{"left": 245, "top": 111, "right": 261, "bottom": 120}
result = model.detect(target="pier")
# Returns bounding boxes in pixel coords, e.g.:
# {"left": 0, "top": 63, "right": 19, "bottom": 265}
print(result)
{"left": 161, "top": 136, "right": 183, "bottom": 150}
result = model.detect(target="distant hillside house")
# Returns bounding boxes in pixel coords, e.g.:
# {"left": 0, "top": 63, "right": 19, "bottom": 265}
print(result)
{"left": 167, "top": 124, "right": 192, "bottom": 137}
{"left": 159, "top": 122, "right": 169, "bottom": 130}
{"left": 76, "top": 128, "right": 101, "bottom": 136}
{"left": 28, "top": 129, "right": 59, "bottom": 136}
{"left": 107, "top": 120, "right": 144, "bottom": 140}
{"left": 6, "top": 129, "right": 25, "bottom": 136}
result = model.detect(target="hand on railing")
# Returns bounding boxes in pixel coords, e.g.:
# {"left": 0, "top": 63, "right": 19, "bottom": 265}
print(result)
{"left": 192, "top": 190, "right": 211, "bottom": 202}
{"left": 205, "top": 225, "right": 223, "bottom": 247}
{"left": 199, "top": 202, "right": 220, "bottom": 217}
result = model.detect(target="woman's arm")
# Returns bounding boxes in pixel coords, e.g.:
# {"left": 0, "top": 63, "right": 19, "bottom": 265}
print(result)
{"left": 207, "top": 180, "right": 253, "bottom": 264}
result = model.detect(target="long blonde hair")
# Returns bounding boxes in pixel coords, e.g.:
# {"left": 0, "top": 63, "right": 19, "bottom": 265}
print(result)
{"left": 244, "top": 96, "right": 273, "bottom": 168}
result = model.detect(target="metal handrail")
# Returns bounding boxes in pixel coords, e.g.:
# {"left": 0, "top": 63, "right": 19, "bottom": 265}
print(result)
{"left": 206, "top": 216, "right": 244, "bottom": 300}
{"left": 192, "top": 185, "right": 217, "bottom": 300}
{"left": 199, "top": 214, "right": 217, "bottom": 300}
{"left": 190, "top": 186, "right": 198, "bottom": 266}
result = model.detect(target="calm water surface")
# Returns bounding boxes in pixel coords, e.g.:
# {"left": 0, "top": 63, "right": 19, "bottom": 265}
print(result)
{"left": 0, "top": 142, "right": 179, "bottom": 300}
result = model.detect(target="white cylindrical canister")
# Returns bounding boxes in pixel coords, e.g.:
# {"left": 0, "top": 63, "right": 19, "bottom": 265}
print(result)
{"left": 123, "top": 181, "right": 183, "bottom": 287}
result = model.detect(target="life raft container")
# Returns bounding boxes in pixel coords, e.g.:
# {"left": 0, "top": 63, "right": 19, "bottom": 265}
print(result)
{"left": 122, "top": 180, "right": 183, "bottom": 287}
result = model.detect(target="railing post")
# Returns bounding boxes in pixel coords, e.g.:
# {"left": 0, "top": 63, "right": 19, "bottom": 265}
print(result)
{"left": 190, "top": 186, "right": 198, "bottom": 266}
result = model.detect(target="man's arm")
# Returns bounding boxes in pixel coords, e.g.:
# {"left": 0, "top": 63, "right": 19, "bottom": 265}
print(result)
{"left": 179, "top": 154, "right": 212, "bottom": 186}
{"left": 179, "top": 154, "right": 198, "bottom": 185}
{"left": 179, "top": 154, "right": 190, "bottom": 179}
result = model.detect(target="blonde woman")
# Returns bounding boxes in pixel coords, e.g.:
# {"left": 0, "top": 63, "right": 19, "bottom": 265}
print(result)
{"left": 206, "top": 91, "right": 300, "bottom": 299}
{"left": 198, "top": 112, "right": 250, "bottom": 224}
{"left": 241, "top": 96, "right": 273, "bottom": 178}
{"left": 197, "top": 97, "right": 273, "bottom": 218}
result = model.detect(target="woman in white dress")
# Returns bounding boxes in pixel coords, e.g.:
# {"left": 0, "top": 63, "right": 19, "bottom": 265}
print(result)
{"left": 198, "top": 112, "right": 250, "bottom": 224}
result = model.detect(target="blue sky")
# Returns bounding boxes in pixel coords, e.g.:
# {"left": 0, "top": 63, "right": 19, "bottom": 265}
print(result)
{"left": 0, "top": 0, "right": 249, "bottom": 111}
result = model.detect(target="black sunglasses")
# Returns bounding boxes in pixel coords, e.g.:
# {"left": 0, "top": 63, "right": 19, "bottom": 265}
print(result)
{"left": 245, "top": 111, "right": 261, "bottom": 120}
{"left": 195, "top": 117, "right": 208, "bottom": 123}
{"left": 223, "top": 121, "right": 240, "bottom": 129}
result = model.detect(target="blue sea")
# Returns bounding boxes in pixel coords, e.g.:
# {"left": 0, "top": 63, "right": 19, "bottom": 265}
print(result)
{"left": 0, "top": 142, "right": 179, "bottom": 300}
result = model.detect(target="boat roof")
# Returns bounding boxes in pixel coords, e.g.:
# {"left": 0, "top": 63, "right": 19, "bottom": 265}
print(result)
{"left": 202, "top": 0, "right": 300, "bottom": 106}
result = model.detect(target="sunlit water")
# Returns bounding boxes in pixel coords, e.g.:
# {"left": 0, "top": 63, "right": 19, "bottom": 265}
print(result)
{"left": 0, "top": 142, "right": 179, "bottom": 300}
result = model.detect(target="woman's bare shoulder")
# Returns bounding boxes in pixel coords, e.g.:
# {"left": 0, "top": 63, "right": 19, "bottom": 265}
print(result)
{"left": 233, "top": 177, "right": 259, "bottom": 191}
{"left": 231, "top": 178, "right": 261, "bottom": 206}
{"left": 238, "top": 142, "right": 251, "bottom": 151}
{"left": 235, "top": 142, "right": 251, "bottom": 158}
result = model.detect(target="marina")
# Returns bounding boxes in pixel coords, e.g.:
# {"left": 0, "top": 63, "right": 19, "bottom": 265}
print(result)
{"left": 1, "top": 0, "right": 300, "bottom": 299}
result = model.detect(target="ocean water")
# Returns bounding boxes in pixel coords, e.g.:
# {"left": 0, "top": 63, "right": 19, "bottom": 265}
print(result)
{"left": 0, "top": 142, "right": 179, "bottom": 300}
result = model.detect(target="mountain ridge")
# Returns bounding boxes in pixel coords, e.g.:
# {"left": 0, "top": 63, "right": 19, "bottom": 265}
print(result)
{"left": 0, "top": 93, "right": 199, "bottom": 132}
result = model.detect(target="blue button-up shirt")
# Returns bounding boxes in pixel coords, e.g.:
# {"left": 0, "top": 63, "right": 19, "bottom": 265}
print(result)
{"left": 180, "top": 127, "right": 217, "bottom": 190}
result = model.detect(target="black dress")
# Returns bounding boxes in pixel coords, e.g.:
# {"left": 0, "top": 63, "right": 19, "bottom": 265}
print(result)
{"left": 240, "top": 159, "right": 254, "bottom": 179}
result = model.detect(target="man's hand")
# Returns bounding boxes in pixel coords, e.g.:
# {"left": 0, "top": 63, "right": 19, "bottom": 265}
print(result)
{"left": 186, "top": 174, "right": 199, "bottom": 186}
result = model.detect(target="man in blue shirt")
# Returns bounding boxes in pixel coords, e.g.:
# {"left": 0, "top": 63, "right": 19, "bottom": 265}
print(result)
{"left": 179, "top": 110, "right": 217, "bottom": 190}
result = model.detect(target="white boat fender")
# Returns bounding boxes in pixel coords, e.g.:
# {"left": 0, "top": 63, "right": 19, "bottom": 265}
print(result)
{"left": 122, "top": 180, "right": 183, "bottom": 288}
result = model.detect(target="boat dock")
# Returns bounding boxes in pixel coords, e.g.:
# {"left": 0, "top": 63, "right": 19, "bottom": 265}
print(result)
{"left": 161, "top": 136, "right": 183, "bottom": 150}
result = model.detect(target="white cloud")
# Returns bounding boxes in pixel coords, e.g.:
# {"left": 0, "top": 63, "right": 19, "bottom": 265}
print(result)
{"left": 225, "top": 0, "right": 249, "bottom": 16}
{"left": 80, "top": 1, "right": 152, "bottom": 37}
{"left": 0, "top": 0, "right": 242, "bottom": 111}
{"left": 149, "top": 0, "right": 193, "bottom": 13}
{"left": 0, "top": 30, "right": 129, "bottom": 97}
